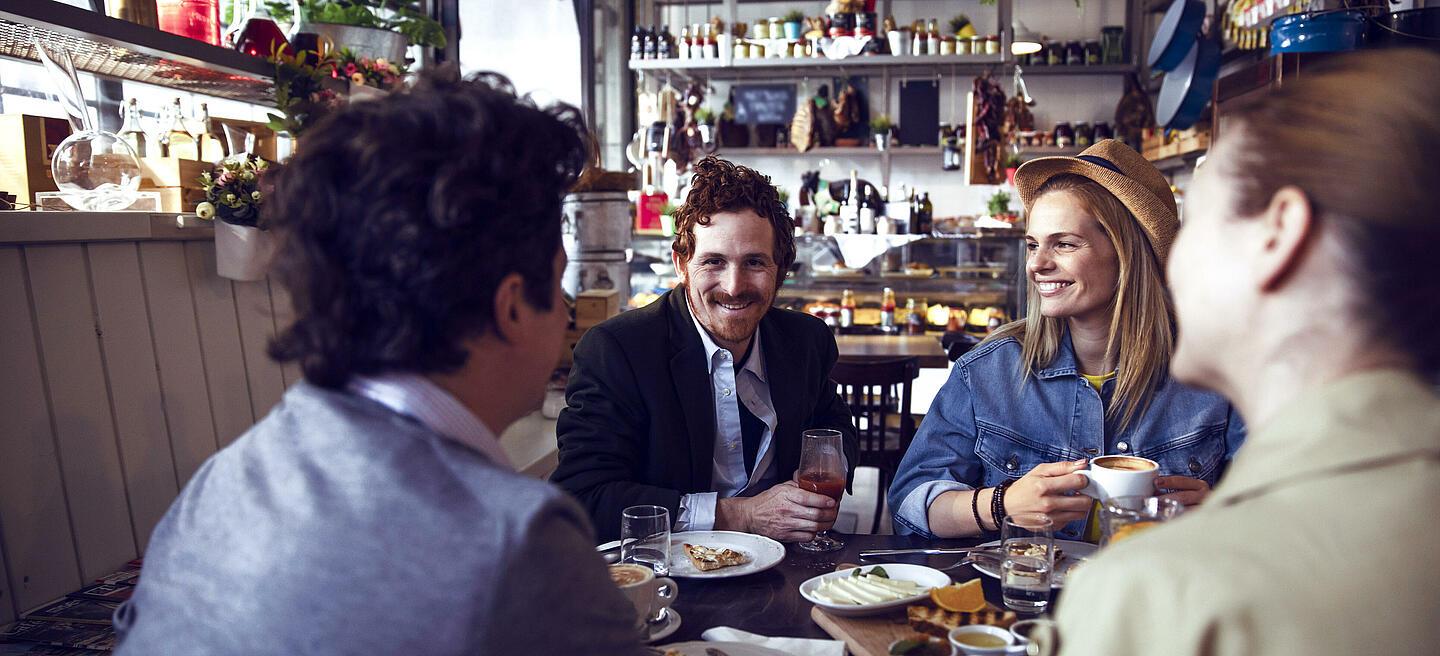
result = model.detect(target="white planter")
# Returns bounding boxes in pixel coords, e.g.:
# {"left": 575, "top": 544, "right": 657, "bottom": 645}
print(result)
{"left": 215, "top": 220, "right": 277, "bottom": 281}
{"left": 310, "top": 23, "right": 408, "bottom": 63}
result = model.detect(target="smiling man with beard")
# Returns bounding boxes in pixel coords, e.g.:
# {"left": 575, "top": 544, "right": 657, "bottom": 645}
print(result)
{"left": 552, "top": 157, "right": 859, "bottom": 543}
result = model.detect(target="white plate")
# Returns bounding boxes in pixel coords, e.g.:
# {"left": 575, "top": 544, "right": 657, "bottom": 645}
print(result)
{"left": 970, "top": 539, "right": 1098, "bottom": 589}
{"left": 799, "top": 563, "right": 952, "bottom": 617}
{"left": 598, "top": 531, "right": 786, "bottom": 579}
{"left": 654, "top": 642, "right": 789, "bottom": 656}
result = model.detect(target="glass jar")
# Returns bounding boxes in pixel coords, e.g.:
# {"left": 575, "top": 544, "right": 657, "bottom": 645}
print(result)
{"left": 1094, "top": 122, "right": 1114, "bottom": 142}
{"left": 1066, "top": 41, "right": 1084, "bottom": 66}
{"left": 1074, "top": 122, "right": 1094, "bottom": 148}
{"left": 1054, "top": 122, "right": 1074, "bottom": 148}
{"left": 1085, "top": 40, "right": 1102, "bottom": 65}
{"left": 1101, "top": 26, "right": 1125, "bottom": 64}
{"left": 1032, "top": 41, "right": 1048, "bottom": 66}
{"left": 1047, "top": 40, "right": 1065, "bottom": 66}
{"left": 985, "top": 35, "right": 1000, "bottom": 55}
{"left": 941, "top": 37, "right": 956, "bottom": 55}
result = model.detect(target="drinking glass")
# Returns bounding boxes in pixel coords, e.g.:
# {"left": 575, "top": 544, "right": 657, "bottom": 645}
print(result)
{"left": 794, "top": 428, "right": 847, "bottom": 552}
{"left": 620, "top": 505, "right": 671, "bottom": 576}
{"left": 1000, "top": 513, "right": 1054, "bottom": 612}
{"left": 1101, "top": 495, "right": 1184, "bottom": 546}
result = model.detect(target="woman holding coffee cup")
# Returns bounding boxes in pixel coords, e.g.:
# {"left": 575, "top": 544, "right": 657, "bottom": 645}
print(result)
{"left": 889, "top": 139, "right": 1245, "bottom": 540}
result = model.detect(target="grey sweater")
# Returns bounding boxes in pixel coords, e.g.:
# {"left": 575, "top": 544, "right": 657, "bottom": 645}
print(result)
{"left": 115, "top": 381, "right": 643, "bottom": 654}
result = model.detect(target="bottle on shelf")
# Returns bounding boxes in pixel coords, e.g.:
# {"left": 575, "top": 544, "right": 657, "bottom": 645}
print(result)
{"left": 157, "top": 0, "right": 221, "bottom": 46}
{"left": 117, "top": 98, "right": 148, "bottom": 158}
{"left": 658, "top": 25, "right": 673, "bottom": 59}
{"left": 644, "top": 25, "right": 659, "bottom": 59}
{"left": 858, "top": 184, "right": 876, "bottom": 234}
{"left": 706, "top": 25, "right": 719, "bottom": 59}
{"left": 907, "top": 189, "right": 921, "bottom": 234}
{"left": 919, "top": 192, "right": 934, "bottom": 235}
{"left": 631, "top": 25, "right": 643, "bottom": 60}
{"left": 161, "top": 98, "right": 198, "bottom": 160}
{"left": 678, "top": 26, "right": 691, "bottom": 60}
{"left": 233, "top": 0, "right": 288, "bottom": 58}
{"left": 880, "top": 287, "right": 897, "bottom": 332}
{"left": 927, "top": 19, "right": 940, "bottom": 55}
{"left": 197, "top": 102, "right": 226, "bottom": 163}
{"left": 839, "top": 290, "right": 856, "bottom": 329}
{"left": 691, "top": 24, "right": 704, "bottom": 59}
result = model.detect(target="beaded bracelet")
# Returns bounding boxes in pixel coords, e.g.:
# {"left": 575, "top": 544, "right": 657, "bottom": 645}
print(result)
{"left": 970, "top": 487, "right": 988, "bottom": 533}
{"left": 991, "top": 478, "right": 1016, "bottom": 530}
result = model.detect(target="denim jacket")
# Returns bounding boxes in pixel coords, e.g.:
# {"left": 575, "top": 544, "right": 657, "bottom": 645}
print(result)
{"left": 889, "top": 333, "right": 1245, "bottom": 540}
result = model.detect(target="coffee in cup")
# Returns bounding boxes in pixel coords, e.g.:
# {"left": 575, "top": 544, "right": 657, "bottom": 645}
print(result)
{"left": 1075, "top": 455, "right": 1158, "bottom": 502}
{"left": 607, "top": 563, "right": 678, "bottom": 633}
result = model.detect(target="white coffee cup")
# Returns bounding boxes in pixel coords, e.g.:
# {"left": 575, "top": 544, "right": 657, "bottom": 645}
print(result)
{"left": 1075, "top": 455, "right": 1158, "bottom": 502}
{"left": 608, "top": 563, "right": 678, "bottom": 631}
{"left": 948, "top": 624, "right": 1015, "bottom": 655}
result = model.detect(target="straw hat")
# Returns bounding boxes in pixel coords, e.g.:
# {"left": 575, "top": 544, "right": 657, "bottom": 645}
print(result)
{"left": 1013, "top": 139, "right": 1179, "bottom": 263}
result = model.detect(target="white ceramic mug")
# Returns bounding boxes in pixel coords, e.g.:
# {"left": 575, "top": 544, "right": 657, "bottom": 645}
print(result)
{"left": 1075, "top": 455, "right": 1158, "bottom": 502}
{"left": 948, "top": 624, "right": 1015, "bottom": 655}
{"left": 608, "top": 563, "right": 678, "bottom": 631}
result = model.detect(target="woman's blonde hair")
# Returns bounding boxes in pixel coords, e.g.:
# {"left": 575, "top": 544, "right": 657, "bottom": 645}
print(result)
{"left": 989, "top": 174, "right": 1175, "bottom": 432}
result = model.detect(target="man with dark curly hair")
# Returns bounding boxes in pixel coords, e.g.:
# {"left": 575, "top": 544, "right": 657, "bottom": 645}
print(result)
{"left": 113, "top": 70, "right": 644, "bottom": 654}
{"left": 553, "top": 156, "right": 858, "bottom": 543}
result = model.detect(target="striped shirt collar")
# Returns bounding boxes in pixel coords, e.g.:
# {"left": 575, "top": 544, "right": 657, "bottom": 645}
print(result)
{"left": 348, "top": 373, "right": 515, "bottom": 470}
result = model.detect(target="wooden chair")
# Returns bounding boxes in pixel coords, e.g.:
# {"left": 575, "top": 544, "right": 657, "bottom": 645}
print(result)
{"left": 831, "top": 356, "right": 920, "bottom": 534}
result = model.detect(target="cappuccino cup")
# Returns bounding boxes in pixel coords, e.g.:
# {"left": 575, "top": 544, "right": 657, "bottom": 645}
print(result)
{"left": 608, "top": 563, "right": 678, "bottom": 632}
{"left": 1075, "top": 455, "right": 1158, "bottom": 502}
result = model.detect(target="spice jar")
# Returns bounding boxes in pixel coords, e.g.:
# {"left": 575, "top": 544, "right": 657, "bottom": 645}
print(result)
{"left": 1085, "top": 40, "right": 1102, "bottom": 65}
{"left": 1101, "top": 26, "right": 1125, "bottom": 64}
{"left": 1046, "top": 40, "right": 1065, "bottom": 65}
{"left": 1066, "top": 41, "right": 1084, "bottom": 66}
{"left": 1094, "top": 122, "right": 1114, "bottom": 142}
{"left": 1054, "top": 122, "right": 1075, "bottom": 148}
{"left": 1074, "top": 122, "right": 1094, "bottom": 148}
{"left": 941, "top": 37, "right": 956, "bottom": 55}
{"left": 984, "top": 35, "right": 1000, "bottom": 55}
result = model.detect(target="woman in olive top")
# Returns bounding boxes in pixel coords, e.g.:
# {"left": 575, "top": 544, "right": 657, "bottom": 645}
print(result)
{"left": 889, "top": 140, "right": 1245, "bottom": 540}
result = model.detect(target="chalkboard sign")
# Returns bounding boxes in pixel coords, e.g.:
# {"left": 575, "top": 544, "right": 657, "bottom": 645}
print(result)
{"left": 734, "top": 84, "right": 797, "bottom": 125}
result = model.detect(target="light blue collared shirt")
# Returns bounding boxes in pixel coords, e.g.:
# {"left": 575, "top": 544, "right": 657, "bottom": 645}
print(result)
{"left": 674, "top": 305, "right": 779, "bottom": 531}
{"left": 349, "top": 373, "right": 515, "bottom": 471}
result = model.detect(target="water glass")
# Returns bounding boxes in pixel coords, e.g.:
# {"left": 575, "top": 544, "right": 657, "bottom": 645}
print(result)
{"left": 620, "top": 505, "right": 671, "bottom": 576}
{"left": 1000, "top": 513, "right": 1054, "bottom": 612}
{"left": 1101, "top": 495, "right": 1184, "bottom": 546}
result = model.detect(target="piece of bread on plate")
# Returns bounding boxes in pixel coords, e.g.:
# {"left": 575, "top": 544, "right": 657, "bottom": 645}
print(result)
{"left": 683, "top": 543, "right": 750, "bottom": 571}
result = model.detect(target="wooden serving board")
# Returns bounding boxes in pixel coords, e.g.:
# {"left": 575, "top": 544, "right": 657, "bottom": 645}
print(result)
{"left": 811, "top": 606, "right": 921, "bottom": 656}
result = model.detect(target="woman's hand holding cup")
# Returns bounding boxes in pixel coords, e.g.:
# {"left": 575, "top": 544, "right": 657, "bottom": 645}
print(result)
{"left": 1002, "top": 460, "right": 1093, "bottom": 527}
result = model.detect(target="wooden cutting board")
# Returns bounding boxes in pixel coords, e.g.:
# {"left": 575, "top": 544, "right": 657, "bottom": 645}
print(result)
{"left": 811, "top": 606, "right": 922, "bottom": 656}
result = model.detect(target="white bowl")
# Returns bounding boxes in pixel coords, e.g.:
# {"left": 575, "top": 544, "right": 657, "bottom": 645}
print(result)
{"left": 799, "top": 563, "right": 951, "bottom": 617}
{"left": 948, "top": 624, "right": 1015, "bottom": 655}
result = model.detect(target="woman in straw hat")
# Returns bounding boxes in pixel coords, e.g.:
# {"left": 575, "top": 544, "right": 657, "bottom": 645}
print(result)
{"left": 1043, "top": 49, "right": 1440, "bottom": 656}
{"left": 888, "top": 139, "right": 1244, "bottom": 540}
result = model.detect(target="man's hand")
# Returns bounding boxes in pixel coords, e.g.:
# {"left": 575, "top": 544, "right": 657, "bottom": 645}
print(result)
{"left": 1156, "top": 475, "right": 1211, "bottom": 507}
{"left": 714, "top": 481, "right": 839, "bottom": 542}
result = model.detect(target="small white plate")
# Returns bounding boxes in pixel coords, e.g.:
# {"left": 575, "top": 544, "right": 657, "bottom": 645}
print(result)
{"left": 654, "top": 642, "right": 789, "bottom": 656}
{"left": 597, "top": 530, "right": 786, "bottom": 579}
{"left": 644, "top": 608, "right": 682, "bottom": 644}
{"left": 970, "top": 539, "right": 1098, "bottom": 588}
{"left": 799, "top": 563, "right": 952, "bottom": 617}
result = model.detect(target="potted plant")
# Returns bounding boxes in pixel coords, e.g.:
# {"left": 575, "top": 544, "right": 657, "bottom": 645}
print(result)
{"left": 271, "top": 1, "right": 447, "bottom": 62}
{"left": 659, "top": 201, "right": 678, "bottom": 237}
{"left": 986, "top": 189, "right": 1016, "bottom": 223}
{"left": 267, "top": 46, "right": 342, "bottom": 138}
{"left": 1003, "top": 152, "right": 1022, "bottom": 187}
{"left": 198, "top": 155, "right": 276, "bottom": 281}
{"left": 782, "top": 10, "right": 805, "bottom": 40}
{"left": 949, "top": 14, "right": 976, "bottom": 39}
{"left": 870, "top": 114, "right": 894, "bottom": 151}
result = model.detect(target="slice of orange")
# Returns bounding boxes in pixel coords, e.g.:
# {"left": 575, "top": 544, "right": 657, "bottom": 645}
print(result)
{"left": 930, "top": 579, "right": 988, "bottom": 613}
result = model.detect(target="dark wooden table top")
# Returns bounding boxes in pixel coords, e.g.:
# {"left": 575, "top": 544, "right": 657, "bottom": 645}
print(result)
{"left": 834, "top": 335, "right": 950, "bottom": 369}
{"left": 667, "top": 533, "right": 1000, "bottom": 642}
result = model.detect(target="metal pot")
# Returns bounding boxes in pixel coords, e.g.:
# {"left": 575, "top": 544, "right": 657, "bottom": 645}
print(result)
{"left": 1370, "top": 8, "right": 1440, "bottom": 50}
{"left": 562, "top": 192, "right": 634, "bottom": 255}
{"left": 562, "top": 251, "right": 631, "bottom": 303}
{"left": 1270, "top": 10, "right": 1367, "bottom": 55}
{"left": 1148, "top": 0, "right": 1205, "bottom": 71}
{"left": 1157, "top": 33, "right": 1220, "bottom": 130}
{"left": 309, "top": 23, "right": 407, "bottom": 63}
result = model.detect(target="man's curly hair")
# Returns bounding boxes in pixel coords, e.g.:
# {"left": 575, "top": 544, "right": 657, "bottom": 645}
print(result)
{"left": 266, "top": 68, "right": 588, "bottom": 389}
{"left": 672, "top": 156, "right": 796, "bottom": 286}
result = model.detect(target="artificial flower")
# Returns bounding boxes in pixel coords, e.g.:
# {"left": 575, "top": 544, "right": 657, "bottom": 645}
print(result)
{"left": 195, "top": 201, "right": 216, "bottom": 220}
{"left": 351, "top": 72, "right": 366, "bottom": 85}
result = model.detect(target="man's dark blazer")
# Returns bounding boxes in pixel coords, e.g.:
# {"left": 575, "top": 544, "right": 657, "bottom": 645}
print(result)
{"left": 551, "top": 287, "right": 859, "bottom": 542}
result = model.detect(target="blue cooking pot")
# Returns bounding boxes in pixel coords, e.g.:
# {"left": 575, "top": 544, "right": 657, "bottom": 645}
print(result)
{"left": 1271, "top": 9, "right": 1367, "bottom": 55}
{"left": 1148, "top": 0, "right": 1206, "bottom": 71}
{"left": 1157, "top": 34, "right": 1221, "bottom": 130}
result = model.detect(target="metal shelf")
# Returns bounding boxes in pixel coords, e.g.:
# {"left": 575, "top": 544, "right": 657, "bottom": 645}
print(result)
{"left": 0, "top": 0, "right": 274, "bottom": 105}
{"left": 1148, "top": 149, "right": 1206, "bottom": 172}
{"left": 720, "top": 146, "right": 942, "bottom": 157}
{"left": 1019, "top": 64, "right": 1137, "bottom": 76}
{"left": 629, "top": 53, "right": 1006, "bottom": 80}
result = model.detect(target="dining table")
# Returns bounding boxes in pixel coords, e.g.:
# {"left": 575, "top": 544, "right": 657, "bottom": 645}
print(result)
{"left": 833, "top": 334, "right": 951, "bottom": 369}
{"left": 664, "top": 532, "right": 1034, "bottom": 645}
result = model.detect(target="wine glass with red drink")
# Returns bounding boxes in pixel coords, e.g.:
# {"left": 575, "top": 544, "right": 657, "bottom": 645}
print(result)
{"left": 795, "top": 428, "right": 847, "bottom": 552}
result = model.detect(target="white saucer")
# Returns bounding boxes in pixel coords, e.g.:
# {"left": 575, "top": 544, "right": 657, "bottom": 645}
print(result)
{"left": 644, "top": 607, "right": 682, "bottom": 644}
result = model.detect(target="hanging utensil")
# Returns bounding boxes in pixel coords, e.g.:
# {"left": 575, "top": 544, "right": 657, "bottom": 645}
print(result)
{"left": 1148, "top": 0, "right": 1206, "bottom": 71}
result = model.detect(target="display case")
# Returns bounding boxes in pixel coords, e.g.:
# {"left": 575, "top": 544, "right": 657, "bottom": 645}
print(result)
{"left": 628, "top": 229, "right": 1027, "bottom": 328}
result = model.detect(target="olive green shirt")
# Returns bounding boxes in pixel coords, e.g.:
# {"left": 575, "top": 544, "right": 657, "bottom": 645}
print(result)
{"left": 1048, "top": 369, "right": 1440, "bottom": 656}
